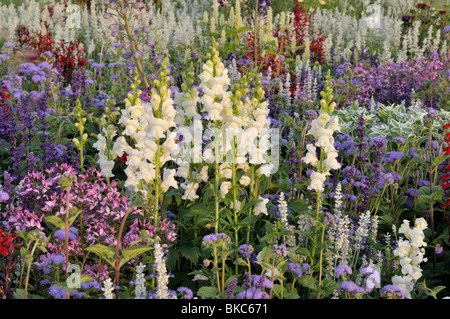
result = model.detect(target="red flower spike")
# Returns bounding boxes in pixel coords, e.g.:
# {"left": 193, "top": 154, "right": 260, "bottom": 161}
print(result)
{"left": 441, "top": 122, "right": 450, "bottom": 210}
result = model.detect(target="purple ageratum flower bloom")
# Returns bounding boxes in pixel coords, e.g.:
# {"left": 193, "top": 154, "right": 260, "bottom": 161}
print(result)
{"left": 392, "top": 136, "right": 406, "bottom": 144}
{"left": 91, "top": 62, "right": 105, "bottom": 70}
{"left": 237, "top": 287, "right": 269, "bottom": 299}
{"left": 287, "top": 263, "right": 303, "bottom": 278}
{"left": 54, "top": 227, "right": 78, "bottom": 241}
{"left": 340, "top": 281, "right": 364, "bottom": 295}
{"left": 238, "top": 244, "right": 253, "bottom": 259}
{"left": 251, "top": 274, "right": 273, "bottom": 289}
{"left": 443, "top": 26, "right": 450, "bottom": 34}
{"left": 31, "top": 74, "right": 46, "bottom": 83}
{"left": 38, "top": 62, "right": 52, "bottom": 70}
{"left": 177, "top": 287, "right": 193, "bottom": 299}
{"left": 50, "top": 254, "right": 65, "bottom": 265}
{"left": 335, "top": 264, "right": 352, "bottom": 278}
{"left": 3, "top": 42, "right": 14, "bottom": 48}
{"left": 40, "top": 279, "right": 52, "bottom": 285}
{"left": 383, "top": 151, "right": 404, "bottom": 163}
{"left": 202, "top": 233, "right": 231, "bottom": 246}
{"left": 406, "top": 188, "right": 419, "bottom": 198}
{"left": 81, "top": 280, "right": 102, "bottom": 290}
{"left": 271, "top": 244, "right": 287, "bottom": 257}
{"left": 370, "top": 137, "right": 388, "bottom": 149}
{"left": 70, "top": 290, "right": 85, "bottom": 298}
{"left": 380, "top": 284, "right": 406, "bottom": 299}
{"left": 301, "top": 263, "right": 311, "bottom": 275}
{"left": 49, "top": 284, "right": 67, "bottom": 299}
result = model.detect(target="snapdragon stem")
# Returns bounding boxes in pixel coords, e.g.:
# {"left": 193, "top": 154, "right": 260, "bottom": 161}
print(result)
{"left": 310, "top": 189, "right": 321, "bottom": 276}
{"left": 214, "top": 133, "right": 220, "bottom": 234}
{"left": 232, "top": 139, "right": 239, "bottom": 274}
{"left": 23, "top": 240, "right": 39, "bottom": 300}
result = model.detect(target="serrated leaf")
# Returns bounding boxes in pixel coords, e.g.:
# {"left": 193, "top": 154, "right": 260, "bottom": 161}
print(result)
{"left": 85, "top": 244, "right": 116, "bottom": 267}
{"left": 14, "top": 288, "right": 45, "bottom": 299}
{"left": 272, "top": 284, "right": 283, "bottom": 299}
{"left": 284, "top": 292, "right": 300, "bottom": 299}
{"left": 178, "top": 246, "right": 201, "bottom": 264}
{"left": 197, "top": 286, "right": 218, "bottom": 298}
{"left": 320, "top": 278, "right": 340, "bottom": 297}
{"left": 299, "top": 275, "right": 318, "bottom": 290}
{"left": 120, "top": 246, "right": 152, "bottom": 267}
{"left": 44, "top": 215, "right": 65, "bottom": 229}
{"left": 288, "top": 200, "right": 309, "bottom": 213}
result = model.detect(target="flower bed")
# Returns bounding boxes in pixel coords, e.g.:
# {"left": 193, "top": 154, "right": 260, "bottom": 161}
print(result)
{"left": 0, "top": 0, "right": 449, "bottom": 300}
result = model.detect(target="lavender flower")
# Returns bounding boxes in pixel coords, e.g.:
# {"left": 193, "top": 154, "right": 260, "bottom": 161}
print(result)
{"left": 238, "top": 244, "right": 253, "bottom": 259}
{"left": 380, "top": 285, "right": 406, "bottom": 299}
{"left": 335, "top": 264, "right": 352, "bottom": 278}
{"left": 383, "top": 151, "right": 404, "bottom": 163}
{"left": 54, "top": 227, "right": 78, "bottom": 241}
{"left": 340, "top": 281, "right": 364, "bottom": 295}
{"left": 177, "top": 287, "right": 193, "bottom": 299}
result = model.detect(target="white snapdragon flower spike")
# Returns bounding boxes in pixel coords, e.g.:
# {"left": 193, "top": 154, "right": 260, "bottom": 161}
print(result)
{"left": 220, "top": 181, "right": 232, "bottom": 198}
{"left": 302, "top": 72, "right": 340, "bottom": 194}
{"left": 392, "top": 218, "right": 428, "bottom": 299}
{"left": 303, "top": 143, "right": 319, "bottom": 167}
{"left": 308, "top": 171, "right": 329, "bottom": 193}
{"left": 93, "top": 127, "right": 116, "bottom": 178}
{"left": 94, "top": 58, "right": 179, "bottom": 213}
{"left": 181, "top": 182, "right": 200, "bottom": 201}
{"left": 254, "top": 196, "right": 269, "bottom": 216}
{"left": 161, "top": 168, "right": 178, "bottom": 192}
{"left": 199, "top": 57, "right": 232, "bottom": 122}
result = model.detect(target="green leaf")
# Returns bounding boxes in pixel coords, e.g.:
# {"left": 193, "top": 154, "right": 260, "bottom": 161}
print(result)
{"left": 381, "top": 214, "right": 394, "bottom": 225}
{"left": 272, "top": 284, "right": 283, "bottom": 299}
{"left": 20, "top": 247, "right": 32, "bottom": 263}
{"left": 259, "top": 246, "right": 273, "bottom": 260}
{"left": 120, "top": 246, "right": 153, "bottom": 267}
{"left": 85, "top": 244, "right": 116, "bottom": 267}
{"left": 288, "top": 200, "right": 309, "bottom": 213}
{"left": 418, "top": 185, "right": 443, "bottom": 204}
{"left": 67, "top": 208, "right": 82, "bottom": 226}
{"left": 44, "top": 215, "right": 65, "bottom": 229}
{"left": 139, "top": 229, "right": 149, "bottom": 241}
{"left": 197, "top": 286, "right": 218, "bottom": 298}
{"left": 284, "top": 292, "right": 300, "bottom": 299}
{"left": 320, "top": 279, "right": 340, "bottom": 297}
{"left": 178, "top": 246, "right": 201, "bottom": 264}
{"left": 14, "top": 289, "right": 45, "bottom": 299}
{"left": 299, "top": 275, "right": 318, "bottom": 290}
{"left": 432, "top": 153, "right": 447, "bottom": 168}
{"left": 240, "top": 214, "right": 257, "bottom": 227}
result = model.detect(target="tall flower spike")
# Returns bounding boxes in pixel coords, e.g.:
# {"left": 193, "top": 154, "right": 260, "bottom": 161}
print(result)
{"left": 302, "top": 70, "right": 340, "bottom": 193}
{"left": 155, "top": 243, "right": 170, "bottom": 299}
{"left": 134, "top": 262, "right": 146, "bottom": 299}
